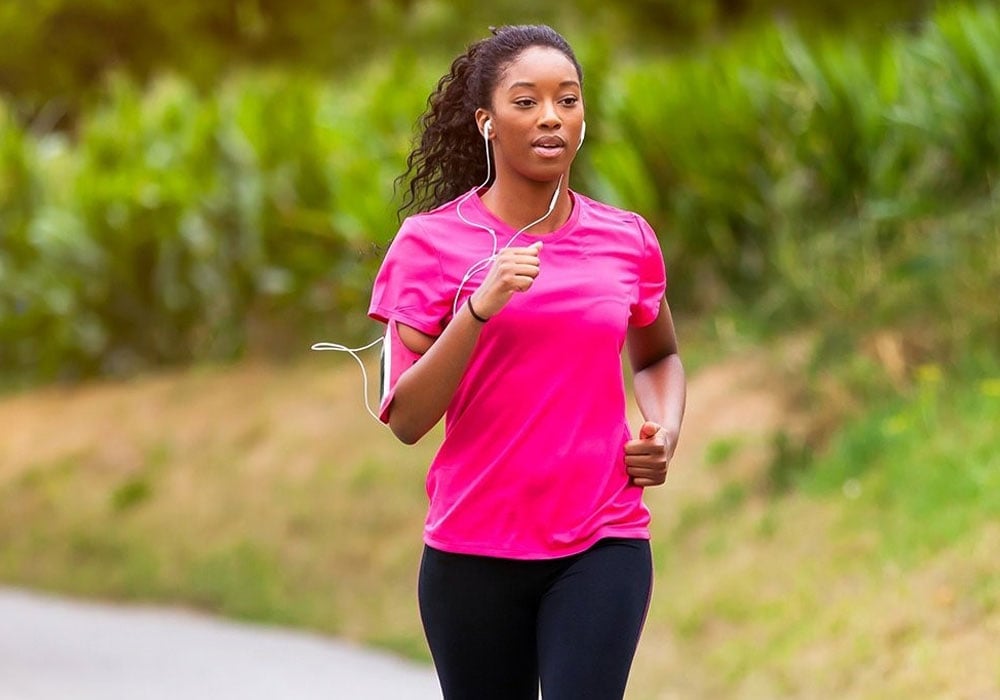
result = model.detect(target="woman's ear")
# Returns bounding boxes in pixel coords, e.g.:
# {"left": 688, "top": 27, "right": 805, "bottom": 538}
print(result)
{"left": 475, "top": 110, "right": 493, "bottom": 139}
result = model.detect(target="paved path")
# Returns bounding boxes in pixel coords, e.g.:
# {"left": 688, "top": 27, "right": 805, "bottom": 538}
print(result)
{"left": 0, "top": 587, "right": 440, "bottom": 700}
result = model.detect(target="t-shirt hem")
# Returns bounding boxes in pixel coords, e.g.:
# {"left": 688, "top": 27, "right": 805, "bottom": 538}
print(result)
{"left": 424, "top": 526, "right": 651, "bottom": 561}
{"left": 368, "top": 306, "right": 442, "bottom": 337}
{"left": 629, "top": 306, "right": 662, "bottom": 328}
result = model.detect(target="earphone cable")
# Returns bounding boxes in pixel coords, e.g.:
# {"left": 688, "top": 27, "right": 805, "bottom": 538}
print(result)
{"left": 310, "top": 337, "right": 388, "bottom": 426}
{"left": 314, "top": 121, "right": 565, "bottom": 424}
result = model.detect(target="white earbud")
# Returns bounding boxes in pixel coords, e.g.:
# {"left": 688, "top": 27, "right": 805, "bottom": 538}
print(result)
{"left": 577, "top": 121, "right": 586, "bottom": 151}
{"left": 483, "top": 119, "right": 492, "bottom": 138}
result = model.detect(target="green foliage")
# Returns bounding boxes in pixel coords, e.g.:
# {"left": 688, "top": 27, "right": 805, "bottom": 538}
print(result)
{"left": 588, "top": 1, "right": 1000, "bottom": 366}
{"left": 0, "top": 0, "right": 381, "bottom": 111}
{"left": 1, "top": 2, "right": 999, "bottom": 384}
{"left": 110, "top": 477, "right": 152, "bottom": 512}
{"left": 704, "top": 436, "right": 744, "bottom": 468}
{"left": 590, "top": 2, "right": 1000, "bottom": 297}
{"left": 765, "top": 430, "right": 813, "bottom": 495}
{"left": 1, "top": 62, "right": 424, "bottom": 382}
{"left": 801, "top": 365, "right": 1000, "bottom": 559}
{"left": 188, "top": 540, "right": 294, "bottom": 623}
{"left": 0, "top": 0, "right": 934, "bottom": 117}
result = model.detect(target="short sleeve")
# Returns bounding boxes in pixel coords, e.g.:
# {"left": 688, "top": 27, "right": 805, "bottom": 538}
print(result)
{"left": 368, "top": 218, "right": 451, "bottom": 336}
{"left": 630, "top": 214, "right": 667, "bottom": 327}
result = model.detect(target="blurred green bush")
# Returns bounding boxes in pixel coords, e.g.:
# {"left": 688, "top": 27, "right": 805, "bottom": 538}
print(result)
{"left": 0, "top": 0, "right": 932, "bottom": 116}
{"left": 586, "top": 1, "right": 999, "bottom": 355}
{"left": 1, "top": 61, "right": 421, "bottom": 381}
{"left": 1, "top": 2, "right": 997, "bottom": 384}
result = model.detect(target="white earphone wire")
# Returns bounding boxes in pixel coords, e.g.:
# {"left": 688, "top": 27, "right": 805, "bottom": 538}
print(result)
{"left": 310, "top": 337, "right": 387, "bottom": 425}
{"left": 313, "top": 116, "right": 567, "bottom": 424}
{"left": 452, "top": 168, "right": 564, "bottom": 316}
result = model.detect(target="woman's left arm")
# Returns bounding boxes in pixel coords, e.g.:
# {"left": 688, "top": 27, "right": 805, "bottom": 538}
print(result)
{"left": 624, "top": 298, "right": 686, "bottom": 487}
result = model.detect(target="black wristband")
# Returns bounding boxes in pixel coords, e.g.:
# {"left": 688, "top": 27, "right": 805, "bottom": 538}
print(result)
{"left": 467, "top": 296, "right": 489, "bottom": 323}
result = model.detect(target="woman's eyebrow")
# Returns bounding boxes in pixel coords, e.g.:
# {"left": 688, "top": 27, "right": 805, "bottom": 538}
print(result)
{"left": 507, "top": 80, "right": 581, "bottom": 91}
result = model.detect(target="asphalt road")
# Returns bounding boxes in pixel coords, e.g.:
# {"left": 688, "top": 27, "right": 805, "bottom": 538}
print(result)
{"left": 0, "top": 587, "right": 441, "bottom": 700}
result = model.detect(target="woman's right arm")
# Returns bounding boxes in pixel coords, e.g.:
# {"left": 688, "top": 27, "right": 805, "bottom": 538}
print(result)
{"left": 387, "top": 242, "right": 542, "bottom": 444}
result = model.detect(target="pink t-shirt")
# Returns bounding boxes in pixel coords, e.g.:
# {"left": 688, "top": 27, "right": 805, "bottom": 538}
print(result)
{"left": 369, "top": 188, "right": 666, "bottom": 559}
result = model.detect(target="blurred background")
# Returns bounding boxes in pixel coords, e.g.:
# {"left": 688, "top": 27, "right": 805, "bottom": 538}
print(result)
{"left": 0, "top": 1, "right": 997, "bottom": 698}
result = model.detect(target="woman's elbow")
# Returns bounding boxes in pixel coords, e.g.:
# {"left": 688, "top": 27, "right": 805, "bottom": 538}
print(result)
{"left": 384, "top": 384, "right": 440, "bottom": 444}
{"left": 388, "top": 412, "right": 426, "bottom": 445}
{"left": 392, "top": 426, "right": 422, "bottom": 446}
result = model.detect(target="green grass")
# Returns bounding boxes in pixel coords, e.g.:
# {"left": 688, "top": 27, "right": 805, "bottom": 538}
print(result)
{"left": 2, "top": 338, "right": 998, "bottom": 698}
{"left": 802, "top": 363, "right": 1000, "bottom": 562}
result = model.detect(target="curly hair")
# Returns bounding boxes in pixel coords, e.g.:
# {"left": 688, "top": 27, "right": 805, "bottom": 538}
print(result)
{"left": 396, "top": 25, "right": 583, "bottom": 217}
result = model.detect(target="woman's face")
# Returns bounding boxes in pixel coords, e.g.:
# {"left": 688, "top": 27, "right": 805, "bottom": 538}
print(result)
{"left": 480, "top": 46, "right": 585, "bottom": 184}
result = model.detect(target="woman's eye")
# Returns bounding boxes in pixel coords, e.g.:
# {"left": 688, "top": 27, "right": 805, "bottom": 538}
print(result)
{"left": 515, "top": 99, "right": 535, "bottom": 107}
{"left": 561, "top": 96, "right": 579, "bottom": 106}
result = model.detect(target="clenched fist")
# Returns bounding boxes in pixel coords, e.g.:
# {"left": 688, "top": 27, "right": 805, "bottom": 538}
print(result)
{"left": 624, "top": 420, "right": 676, "bottom": 487}
{"left": 469, "top": 242, "right": 542, "bottom": 319}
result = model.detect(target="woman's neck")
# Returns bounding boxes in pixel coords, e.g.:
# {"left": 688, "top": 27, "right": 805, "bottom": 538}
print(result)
{"left": 480, "top": 171, "right": 573, "bottom": 234}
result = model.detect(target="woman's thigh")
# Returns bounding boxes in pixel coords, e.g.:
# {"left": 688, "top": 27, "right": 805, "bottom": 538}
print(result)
{"left": 536, "top": 538, "right": 653, "bottom": 700}
{"left": 418, "top": 546, "right": 542, "bottom": 700}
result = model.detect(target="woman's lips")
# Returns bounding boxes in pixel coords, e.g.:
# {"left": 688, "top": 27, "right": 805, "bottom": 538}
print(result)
{"left": 532, "top": 144, "right": 566, "bottom": 158}
{"left": 532, "top": 136, "right": 566, "bottom": 159}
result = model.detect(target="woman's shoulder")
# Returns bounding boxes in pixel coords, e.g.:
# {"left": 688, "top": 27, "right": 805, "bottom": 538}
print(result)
{"left": 396, "top": 192, "right": 469, "bottom": 238}
{"left": 572, "top": 191, "right": 652, "bottom": 232}
{"left": 386, "top": 191, "right": 481, "bottom": 266}
{"left": 407, "top": 189, "right": 471, "bottom": 221}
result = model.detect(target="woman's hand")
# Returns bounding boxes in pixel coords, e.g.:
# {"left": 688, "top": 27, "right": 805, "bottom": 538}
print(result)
{"left": 469, "top": 242, "right": 543, "bottom": 319}
{"left": 624, "top": 420, "right": 676, "bottom": 487}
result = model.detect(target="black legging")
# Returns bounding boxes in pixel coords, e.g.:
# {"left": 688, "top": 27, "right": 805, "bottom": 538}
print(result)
{"left": 418, "top": 537, "right": 653, "bottom": 700}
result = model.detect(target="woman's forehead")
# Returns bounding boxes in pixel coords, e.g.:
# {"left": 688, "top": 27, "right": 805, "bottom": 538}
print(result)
{"left": 498, "top": 46, "right": 580, "bottom": 89}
